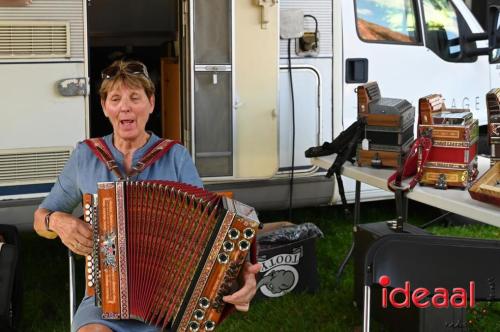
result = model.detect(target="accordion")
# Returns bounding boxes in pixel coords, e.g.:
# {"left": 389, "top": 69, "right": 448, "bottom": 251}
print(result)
{"left": 82, "top": 180, "right": 260, "bottom": 331}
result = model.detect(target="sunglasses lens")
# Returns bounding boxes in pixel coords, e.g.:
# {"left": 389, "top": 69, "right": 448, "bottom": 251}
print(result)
{"left": 101, "top": 66, "right": 120, "bottom": 79}
{"left": 101, "top": 62, "right": 149, "bottom": 80}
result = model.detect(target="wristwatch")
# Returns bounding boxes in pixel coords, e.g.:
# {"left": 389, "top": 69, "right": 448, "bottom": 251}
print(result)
{"left": 44, "top": 211, "right": 56, "bottom": 232}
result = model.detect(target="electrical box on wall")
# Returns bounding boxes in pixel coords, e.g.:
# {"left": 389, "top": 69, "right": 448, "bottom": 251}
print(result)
{"left": 296, "top": 31, "right": 319, "bottom": 56}
{"left": 296, "top": 15, "right": 319, "bottom": 57}
{"left": 280, "top": 9, "right": 304, "bottom": 39}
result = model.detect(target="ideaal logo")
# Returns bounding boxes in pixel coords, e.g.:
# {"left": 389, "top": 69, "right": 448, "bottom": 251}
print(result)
{"left": 257, "top": 247, "right": 302, "bottom": 297}
{"left": 378, "top": 275, "right": 475, "bottom": 309}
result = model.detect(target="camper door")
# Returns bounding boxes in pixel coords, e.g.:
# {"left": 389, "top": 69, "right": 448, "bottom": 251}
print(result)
{"left": 187, "top": 0, "right": 279, "bottom": 181}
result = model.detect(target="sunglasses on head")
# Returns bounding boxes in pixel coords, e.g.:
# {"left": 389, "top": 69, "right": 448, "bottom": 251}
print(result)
{"left": 101, "top": 62, "right": 150, "bottom": 80}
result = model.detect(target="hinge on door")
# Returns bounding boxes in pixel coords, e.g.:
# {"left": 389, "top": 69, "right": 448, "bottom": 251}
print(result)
{"left": 56, "top": 77, "right": 89, "bottom": 96}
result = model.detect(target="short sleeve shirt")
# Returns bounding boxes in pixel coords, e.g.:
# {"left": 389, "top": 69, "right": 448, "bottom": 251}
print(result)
{"left": 40, "top": 133, "right": 203, "bottom": 213}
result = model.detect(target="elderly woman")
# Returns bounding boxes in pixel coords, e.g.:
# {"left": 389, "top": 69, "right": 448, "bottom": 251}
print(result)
{"left": 33, "top": 60, "right": 260, "bottom": 332}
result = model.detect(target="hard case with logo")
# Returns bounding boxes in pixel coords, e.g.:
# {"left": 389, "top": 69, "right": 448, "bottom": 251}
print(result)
{"left": 353, "top": 222, "right": 468, "bottom": 332}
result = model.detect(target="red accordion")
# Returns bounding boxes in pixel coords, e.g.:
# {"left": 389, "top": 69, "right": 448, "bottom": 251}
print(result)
{"left": 83, "top": 181, "right": 260, "bottom": 331}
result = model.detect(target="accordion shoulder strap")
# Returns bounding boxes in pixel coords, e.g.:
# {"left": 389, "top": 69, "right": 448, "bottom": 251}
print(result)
{"left": 84, "top": 137, "right": 123, "bottom": 179}
{"left": 387, "top": 134, "right": 433, "bottom": 192}
{"left": 129, "top": 138, "right": 179, "bottom": 178}
{"left": 84, "top": 137, "right": 179, "bottom": 179}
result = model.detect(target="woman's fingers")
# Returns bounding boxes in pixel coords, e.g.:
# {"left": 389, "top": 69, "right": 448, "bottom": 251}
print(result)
{"left": 223, "top": 262, "right": 261, "bottom": 311}
{"left": 53, "top": 213, "right": 93, "bottom": 255}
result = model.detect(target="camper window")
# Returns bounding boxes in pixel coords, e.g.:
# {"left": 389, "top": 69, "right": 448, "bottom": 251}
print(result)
{"left": 422, "top": 0, "right": 477, "bottom": 62}
{"left": 354, "top": 0, "right": 421, "bottom": 44}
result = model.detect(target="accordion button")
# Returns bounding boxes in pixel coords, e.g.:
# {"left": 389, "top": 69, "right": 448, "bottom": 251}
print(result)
{"left": 87, "top": 275, "right": 93, "bottom": 280}
{"left": 217, "top": 253, "right": 229, "bottom": 264}
{"left": 188, "top": 321, "right": 199, "bottom": 332}
{"left": 228, "top": 228, "right": 240, "bottom": 240}
{"left": 243, "top": 228, "right": 255, "bottom": 239}
{"left": 87, "top": 268, "right": 92, "bottom": 274}
{"left": 85, "top": 216, "right": 91, "bottom": 222}
{"left": 199, "top": 297, "right": 210, "bottom": 309}
{"left": 84, "top": 204, "right": 90, "bottom": 209}
{"left": 87, "top": 281, "right": 93, "bottom": 287}
{"left": 85, "top": 210, "right": 91, "bottom": 216}
{"left": 193, "top": 309, "right": 204, "bottom": 321}
{"left": 238, "top": 239, "right": 250, "bottom": 251}
{"left": 204, "top": 321, "right": 216, "bottom": 331}
{"left": 223, "top": 241, "right": 234, "bottom": 252}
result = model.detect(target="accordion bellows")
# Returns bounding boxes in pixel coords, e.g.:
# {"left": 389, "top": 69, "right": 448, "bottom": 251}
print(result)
{"left": 83, "top": 181, "right": 260, "bottom": 331}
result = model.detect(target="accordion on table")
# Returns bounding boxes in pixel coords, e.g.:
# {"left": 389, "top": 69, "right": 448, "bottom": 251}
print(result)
{"left": 356, "top": 82, "right": 415, "bottom": 168}
{"left": 82, "top": 180, "right": 260, "bottom": 332}
{"left": 418, "top": 94, "right": 478, "bottom": 189}
{"left": 486, "top": 88, "right": 500, "bottom": 164}
{"left": 469, "top": 162, "right": 500, "bottom": 206}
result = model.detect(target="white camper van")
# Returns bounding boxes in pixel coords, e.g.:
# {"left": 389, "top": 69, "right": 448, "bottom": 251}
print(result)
{"left": 0, "top": 0, "right": 499, "bottom": 228}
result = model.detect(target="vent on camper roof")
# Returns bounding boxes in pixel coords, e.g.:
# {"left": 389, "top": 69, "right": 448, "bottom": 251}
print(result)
{"left": 0, "top": 148, "right": 71, "bottom": 186}
{"left": 0, "top": 21, "right": 70, "bottom": 58}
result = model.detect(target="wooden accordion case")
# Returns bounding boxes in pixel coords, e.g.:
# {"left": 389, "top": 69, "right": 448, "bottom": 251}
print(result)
{"left": 418, "top": 94, "right": 478, "bottom": 189}
{"left": 469, "top": 162, "right": 500, "bottom": 206}
{"left": 82, "top": 180, "right": 260, "bottom": 331}
{"left": 486, "top": 88, "right": 500, "bottom": 164}
{"left": 356, "top": 82, "right": 415, "bottom": 168}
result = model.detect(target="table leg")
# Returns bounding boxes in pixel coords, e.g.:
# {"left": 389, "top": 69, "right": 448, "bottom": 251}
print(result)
{"left": 336, "top": 180, "right": 361, "bottom": 282}
{"left": 391, "top": 189, "right": 408, "bottom": 231}
{"left": 354, "top": 180, "right": 361, "bottom": 227}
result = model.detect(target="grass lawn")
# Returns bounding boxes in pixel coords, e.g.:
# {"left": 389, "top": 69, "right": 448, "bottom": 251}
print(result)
{"left": 17, "top": 200, "right": 500, "bottom": 331}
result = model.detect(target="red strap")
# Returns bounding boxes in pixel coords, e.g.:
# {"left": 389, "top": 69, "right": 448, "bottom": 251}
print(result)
{"left": 84, "top": 137, "right": 180, "bottom": 180}
{"left": 84, "top": 138, "right": 123, "bottom": 179}
{"left": 128, "top": 139, "right": 179, "bottom": 178}
{"left": 387, "top": 135, "right": 432, "bottom": 192}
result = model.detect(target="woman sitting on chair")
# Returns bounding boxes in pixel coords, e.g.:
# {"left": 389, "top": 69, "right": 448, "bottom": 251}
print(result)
{"left": 33, "top": 59, "right": 260, "bottom": 332}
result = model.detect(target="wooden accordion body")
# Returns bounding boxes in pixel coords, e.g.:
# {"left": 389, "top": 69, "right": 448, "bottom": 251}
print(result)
{"left": 83, "top": 181, "right": 260, "bottom": 331}
{"left": 469, "top": 162, "right": 500, "bottom": 206}
{"left": 417, "top": 94, "right": 478, "bottom": 189}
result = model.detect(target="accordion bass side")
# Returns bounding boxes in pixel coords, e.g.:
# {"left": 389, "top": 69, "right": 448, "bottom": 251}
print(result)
{"left": 83, "top": 181, "right": 260, "bottom": 331}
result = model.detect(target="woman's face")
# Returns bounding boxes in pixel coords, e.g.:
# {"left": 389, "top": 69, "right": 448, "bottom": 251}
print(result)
{"left": 101, "top": 82, "right": 154, "bottom": 142}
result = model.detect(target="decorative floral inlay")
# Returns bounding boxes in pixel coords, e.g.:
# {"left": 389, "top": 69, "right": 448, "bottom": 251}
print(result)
{"left": 100, "top": 232, "right": 117, "bottom": 268}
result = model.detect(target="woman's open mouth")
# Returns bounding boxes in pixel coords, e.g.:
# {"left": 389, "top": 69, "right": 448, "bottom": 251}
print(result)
{"left": 119, "top": 119, "right": 136, "bottom": 129}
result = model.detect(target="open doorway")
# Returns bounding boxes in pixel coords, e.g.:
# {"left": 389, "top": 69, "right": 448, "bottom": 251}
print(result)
{"left": 86, "top": 0, "right": 180, "bottom": 140}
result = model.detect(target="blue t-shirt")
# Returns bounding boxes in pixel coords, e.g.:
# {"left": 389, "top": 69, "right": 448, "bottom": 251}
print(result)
{"left": 40, "top": 133, "right": 203, "bottom": 213}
